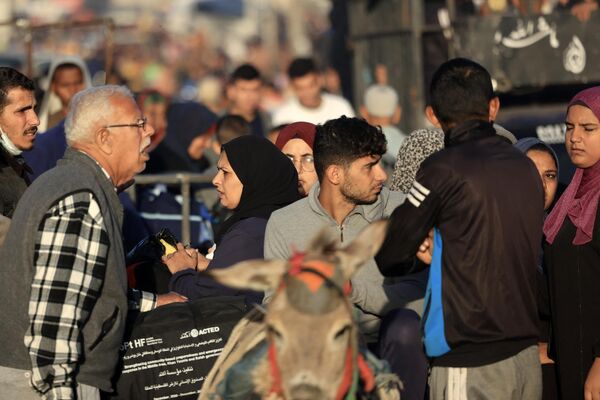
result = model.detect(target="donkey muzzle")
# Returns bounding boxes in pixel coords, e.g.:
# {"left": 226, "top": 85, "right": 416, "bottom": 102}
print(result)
{"left": 290, "top": 383, "right": 324, "bottom": 400}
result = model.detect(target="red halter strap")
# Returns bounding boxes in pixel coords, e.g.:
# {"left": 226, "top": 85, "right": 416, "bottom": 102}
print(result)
{"left": 266, "top": 250, "right": 375, "bottom": 399}
{"left": 357, "top": 353, "right": 376, "bottom": 392}
{"left": 335, "top": 346, "right": 355, "bottom": 400}
{"left": 267, "top": 341, "right": 284, "bottom": 397}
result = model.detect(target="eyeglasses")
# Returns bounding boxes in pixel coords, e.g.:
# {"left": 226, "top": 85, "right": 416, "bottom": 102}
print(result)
{"left": 105, "top": 117, "right": 147, "bottom": 131}
{"left": 287, "top": 154, "right": 315, "bottom": 172}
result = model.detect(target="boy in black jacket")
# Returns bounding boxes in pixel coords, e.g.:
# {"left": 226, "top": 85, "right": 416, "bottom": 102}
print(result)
{"left": 376, "top": 58, "right": 545, "bottom": 398}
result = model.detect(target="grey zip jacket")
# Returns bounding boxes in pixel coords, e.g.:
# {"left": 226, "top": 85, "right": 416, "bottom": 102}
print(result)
{"left": 264, "top": 183, "right": 427, "bottom": 341}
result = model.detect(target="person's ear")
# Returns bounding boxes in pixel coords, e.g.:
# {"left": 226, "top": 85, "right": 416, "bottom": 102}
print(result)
{"left": 317, "top": 73, "right": 325, "bottom": 89}
{"left": 325, "top": 164, "right": 343, "bottom": 186}
{"left": 187, "top": 136, "right": 207, "bottom": 160}
{"left": 425, "top": 105, "right": 441, "bottom": 128}
{"left": 96, "top": 127, "right": 114, "bottom": 154}
{"left": 488, "top": 97, "right": 500, "bottom": 122}
{"left": 225, "top": 84, "right": 235, "bottom": 101}
{"left": 392, "top": 105, "right": 402, "bottom": 125}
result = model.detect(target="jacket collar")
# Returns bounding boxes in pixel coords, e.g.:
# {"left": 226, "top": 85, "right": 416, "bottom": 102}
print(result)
{"left": 60, "top": 148, "right": 124, "bottom": 225}
{"left": 444, "top": 120, "right": 496, "bottom": 147}
{"left": 307, "top": 182, "right": 389, "bottom": 224}
{"left": 0, "top": 144, "right": 32, "bottom": 183}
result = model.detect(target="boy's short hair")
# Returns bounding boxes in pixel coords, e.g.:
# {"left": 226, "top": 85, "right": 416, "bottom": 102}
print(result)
{"left": 429, "top": 58, "right": 494, "bottom": 128}
{"left": 215, "top": 114, "right": 251, "bottom": 145}
{"left": 230, "top": 64, "right": 261, "bottom": 84}
{"left": 287, "top": 58, "right": 318, "bottom": 80}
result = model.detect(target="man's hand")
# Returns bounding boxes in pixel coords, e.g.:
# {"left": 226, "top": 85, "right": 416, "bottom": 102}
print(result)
{"left": 585, "top": 357, "right": 600, "bottom": 400}
{"left": 416, "top": 229, "right": 434, "bottom": 265}
{"left": 162, "top": 243, "right": 198, "bottom": 274}
{"left": 156, "top": 292, "right": 188, "bottom": 308}
{"left": 538, "top": 342, "right": 554, "bottom": 364}
{"left": 571, "top": 1, "right": 598, "bottom": 22}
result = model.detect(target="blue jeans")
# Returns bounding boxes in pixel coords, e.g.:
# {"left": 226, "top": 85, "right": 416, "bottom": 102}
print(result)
{"left": 377, "top": 308, "right": 429, "bottom": 400}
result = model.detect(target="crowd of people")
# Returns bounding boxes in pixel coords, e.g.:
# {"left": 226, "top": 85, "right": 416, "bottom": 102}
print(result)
{"left": 0, "top": 43, "right": 600, "bottom": 400}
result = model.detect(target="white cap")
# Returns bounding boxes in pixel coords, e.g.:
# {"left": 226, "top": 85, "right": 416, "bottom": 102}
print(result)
{"left": 364, "top": 84, "right": 398, "bottom": 118}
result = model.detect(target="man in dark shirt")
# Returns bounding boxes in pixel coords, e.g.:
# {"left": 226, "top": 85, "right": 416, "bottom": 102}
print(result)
{"left": 0, "top": 67, "right": 39, "bottom": 217}
{"left": 226, "top": 63, "right": 270, "bottom": 137}
{"left": 376, "top": 58, "right": 545, "bottom": 398}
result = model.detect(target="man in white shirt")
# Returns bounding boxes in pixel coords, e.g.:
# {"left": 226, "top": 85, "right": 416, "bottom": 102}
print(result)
{"left": 360, "top": 84, "right": 407, "bottom": 180}
{"left": 272, "top": 57, "right": 355, "bottom": 126}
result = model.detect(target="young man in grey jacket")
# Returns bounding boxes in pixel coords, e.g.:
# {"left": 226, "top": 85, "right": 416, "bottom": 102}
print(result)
{"left": 264, "top": 116, "right": 429, "bottom": 400}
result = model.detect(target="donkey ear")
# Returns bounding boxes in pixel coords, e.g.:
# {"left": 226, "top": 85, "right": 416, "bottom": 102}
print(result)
{"left": 335, "top": 219, "right": 389, "bottom": 280}
{"left": 306, "top": 227, "right": 338, "bottom": 256}
{"left": 207, "top": 259, "right": 289, "bottom": 292}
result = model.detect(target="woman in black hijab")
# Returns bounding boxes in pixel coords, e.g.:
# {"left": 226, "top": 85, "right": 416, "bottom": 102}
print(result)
{"left": 167, "top": 135, "right": 300, "bottom": 302}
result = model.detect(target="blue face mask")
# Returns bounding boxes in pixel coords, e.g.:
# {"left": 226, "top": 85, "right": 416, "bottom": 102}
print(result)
{"left": 0, "top": 125, "right": 22, "bottom": 156}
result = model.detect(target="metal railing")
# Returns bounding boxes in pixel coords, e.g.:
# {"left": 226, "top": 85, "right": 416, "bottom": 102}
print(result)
{"left": 0, "top": 17, "right": 116, "bottom": 82}
{"left": 127, "top": 173, "right": 215, "bottom": 245}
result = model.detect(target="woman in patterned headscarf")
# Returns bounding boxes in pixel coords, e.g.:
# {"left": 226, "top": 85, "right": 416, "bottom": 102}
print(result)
{"left": 390, "top": 128, "right": 444, "bottom": 193}
{"left": 391, "top": 125, "right": 516, "bottom": 193}
{"left": 543, "top": 86, "right": 600, "bottom": 399}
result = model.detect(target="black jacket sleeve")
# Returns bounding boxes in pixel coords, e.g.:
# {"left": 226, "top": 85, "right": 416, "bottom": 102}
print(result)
{"left": 376, "top": 161, "right": 450, "bottom": 276}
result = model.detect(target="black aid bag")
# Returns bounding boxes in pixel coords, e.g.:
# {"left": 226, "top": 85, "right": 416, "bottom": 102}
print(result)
{"left": 125, "top": 228, "right": 181, "bottom": 295}
{"left": 111, "top": 296, "right": 248, "bottom": 400}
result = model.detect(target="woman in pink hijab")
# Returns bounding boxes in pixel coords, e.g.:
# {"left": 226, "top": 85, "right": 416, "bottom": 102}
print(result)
{"left": 275, "top": 122, "right": 318, "bottom": 196}
{"left": 543, "top": 86, "right": 600, "bottom": 399}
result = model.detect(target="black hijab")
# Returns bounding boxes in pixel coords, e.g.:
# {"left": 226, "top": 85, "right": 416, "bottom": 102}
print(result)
{"left": 214, "top": 135, "right": 301, "bottom": 244}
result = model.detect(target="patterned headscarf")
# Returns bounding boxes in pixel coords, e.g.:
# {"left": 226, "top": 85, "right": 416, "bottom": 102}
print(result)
{"left": 390, "top": 128, "right": 444, "bottom": 193}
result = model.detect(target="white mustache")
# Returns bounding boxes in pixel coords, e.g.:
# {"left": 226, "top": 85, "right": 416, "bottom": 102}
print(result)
{"left": 140, "top": 138, "right": 151, "bottom": 153}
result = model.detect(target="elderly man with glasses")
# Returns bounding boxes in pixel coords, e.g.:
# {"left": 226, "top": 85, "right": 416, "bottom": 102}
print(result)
{"left": 0, "top": 85, "right": 194, "bottom": 399}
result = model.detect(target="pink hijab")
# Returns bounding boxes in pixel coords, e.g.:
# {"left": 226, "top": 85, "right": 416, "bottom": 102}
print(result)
{"left": 544, "top": 86, "right": 600, "bottom": 245}
{"left": 275, "top": 122, "right": 316, "bottom": 150}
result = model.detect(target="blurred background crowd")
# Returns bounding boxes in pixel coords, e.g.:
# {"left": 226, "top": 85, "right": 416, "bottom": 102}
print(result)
{"left": 1, "top": 0, "right": 599, "bottom": 249}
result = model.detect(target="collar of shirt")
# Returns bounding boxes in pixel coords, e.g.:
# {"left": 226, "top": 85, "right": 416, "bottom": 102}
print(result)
{"left": 75, "top": 149, "right": 117, "bottom": 191}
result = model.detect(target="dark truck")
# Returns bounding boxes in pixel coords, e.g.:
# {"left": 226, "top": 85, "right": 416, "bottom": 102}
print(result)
{"left": 348, "top": 0, "right": 600, "bottom": 183}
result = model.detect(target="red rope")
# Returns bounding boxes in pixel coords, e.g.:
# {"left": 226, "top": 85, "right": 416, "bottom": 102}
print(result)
{"left": 266, "top": 250, "right": 372, "bottom": 399}
{"left": 335, "top": 347, "right": 355, "bottom": 400}
{"left": 268, "top": 342, "right": 284, "bottom": 397}
{"left": 288, "top": 249, "right": 305, "bottom": 275}
{"left": 357, "top": 353, "right": 376, "bottom": 392}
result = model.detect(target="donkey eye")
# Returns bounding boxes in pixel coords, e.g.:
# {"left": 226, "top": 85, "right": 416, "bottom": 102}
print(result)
{"left": 334, "top": 325, "right": 351, "bottom": 341}
{"left": 267, "top": 324, "right": 285, "bottom": 349}
{"left": 267, "top": 325, "right": 283, "bottom": 340}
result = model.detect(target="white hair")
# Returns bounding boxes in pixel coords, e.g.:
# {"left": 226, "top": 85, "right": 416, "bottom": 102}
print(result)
{"left": 65, "top": 85, "right": 134, "bottom": 145}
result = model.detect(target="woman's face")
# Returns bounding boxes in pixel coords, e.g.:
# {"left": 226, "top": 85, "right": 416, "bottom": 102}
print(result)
{"left": 212, "top": 151, "right": 244, "bottom": 209}
{"left": 565, "top": 104, "right": 600, "bottom": 169}
{"left": 281, "top": 138, "right": 318, "bottom": 196}
{"left": 526, "top": 149, "right": 558, "bottom": 210}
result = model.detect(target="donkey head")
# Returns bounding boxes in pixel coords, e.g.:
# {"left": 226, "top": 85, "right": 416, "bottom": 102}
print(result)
{"left": 208, "top": 220, "right": 388, "bottom": 400}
